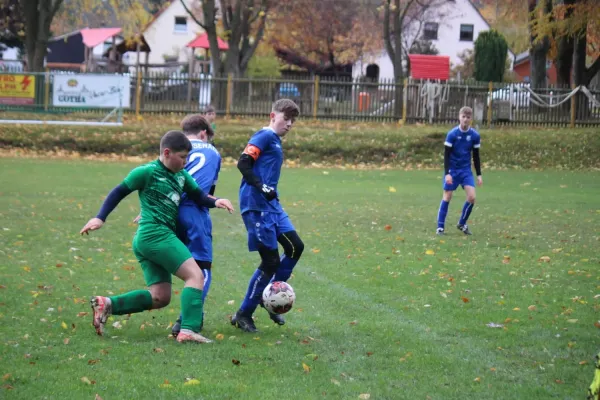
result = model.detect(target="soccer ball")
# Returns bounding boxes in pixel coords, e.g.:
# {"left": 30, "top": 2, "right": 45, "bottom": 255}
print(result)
{"left": 262, "top": 281, "right": 296, "bottom": 315}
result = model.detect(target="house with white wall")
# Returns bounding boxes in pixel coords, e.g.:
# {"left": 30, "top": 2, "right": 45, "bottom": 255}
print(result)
{"left": 353, "top": 0, "right": 515, "bottom": 81}
{"left": 123, "top": 0, "right": 202, "bottom": 66}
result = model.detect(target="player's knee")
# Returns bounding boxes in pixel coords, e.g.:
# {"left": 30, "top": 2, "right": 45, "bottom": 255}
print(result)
{"left": 280, "top": 231, "right": 304, "bottom": 260}
{"left": 443, "top": 191, "right": 453, "bottom": 201}
{"left": 257, "top": 246, "right": 280, "bottom": 275}
{"left": 467, "top": 194, "right": 476, "bottom": 204}
{"left": 150, "top": 291, "right": 171, "bottom": 309}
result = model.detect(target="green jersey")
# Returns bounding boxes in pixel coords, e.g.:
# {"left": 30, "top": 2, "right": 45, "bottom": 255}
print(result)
{"left": 123, "top": 159, "right": 198, "bottom": 232}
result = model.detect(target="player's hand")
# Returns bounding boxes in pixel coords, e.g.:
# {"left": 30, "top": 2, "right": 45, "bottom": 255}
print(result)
{"left": 260, "top": 184, "right": 278, "bottom": 201}
{"left": 215, "top": 198, "right": 235, "bottom": 214}
{"left": 80, "top": 217, "right": 104, "bottom": 235}
{"left": 445, "top": 174, "right": 453, "bottom": 185}
{"left": 476, "top": 175, "right": 483, "bottom": 186}
{"left": 133, "top": 214, "right": 141, "bottom": 224}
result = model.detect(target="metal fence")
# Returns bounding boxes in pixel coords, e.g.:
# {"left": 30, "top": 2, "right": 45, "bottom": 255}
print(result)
{"left": 1, "top": 70, "right": 600, "bottom": 126}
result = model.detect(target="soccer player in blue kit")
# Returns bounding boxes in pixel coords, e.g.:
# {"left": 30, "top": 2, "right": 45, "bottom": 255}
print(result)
{"left": 170, "top": 114, "right": 222, "bottom": 337}
{"left": 436, "top": 106, "right": 483, "bottom": 236}
{"left": 231, "top": 99, "right": 305, "bottom": 333}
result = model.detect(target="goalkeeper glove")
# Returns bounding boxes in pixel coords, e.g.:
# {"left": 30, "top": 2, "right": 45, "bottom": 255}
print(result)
{"left": 260, "top": 184, "right": 278, "bottom": 201}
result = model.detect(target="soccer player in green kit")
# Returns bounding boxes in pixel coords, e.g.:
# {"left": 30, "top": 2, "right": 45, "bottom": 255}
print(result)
{"left": 80, "top": 130, "right": 234, "bottom": 344}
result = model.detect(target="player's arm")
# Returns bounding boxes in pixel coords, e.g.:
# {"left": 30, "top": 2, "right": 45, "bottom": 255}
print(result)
{"left": 237, "top": 144, "right": 277, "bottom": 201}
{"left": 183, "top": 170, "right": 234, "bottom": 212}
{"left": 472, "top": 148, "right": 481, "bottom": 176}
{"left": 80, "top": 166, "right": 148, "bottom": 235}
{"left": 444, "top": 145, "right": 452, "bottom": 175}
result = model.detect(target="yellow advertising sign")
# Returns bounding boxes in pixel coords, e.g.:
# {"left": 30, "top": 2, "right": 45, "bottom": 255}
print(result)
{"left": 0, "top": 74, "right": 36, "bottom": 105}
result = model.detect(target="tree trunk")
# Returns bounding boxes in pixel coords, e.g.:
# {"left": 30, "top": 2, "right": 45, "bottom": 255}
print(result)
{"left": 573, "top": 30, "right": 588, "bottom": 120}
{"left": 553, "top": 0, "right": 575, "bottom": 87}
{"left": 24, "top": 0, "right": 63, "bottom": 72}
{"left": 528, "top": 0, "right": 550, "bottom": 89}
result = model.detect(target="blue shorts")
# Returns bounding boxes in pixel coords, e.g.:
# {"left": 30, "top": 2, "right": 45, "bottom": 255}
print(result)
{"left": 241, "top": 211, "right": 295, "bottom": 252}
{"left": 177, "top": 204, "right": 212, "bottom": 262}
{"left": 442, "top": 169, "right": 475, "bottom": 191}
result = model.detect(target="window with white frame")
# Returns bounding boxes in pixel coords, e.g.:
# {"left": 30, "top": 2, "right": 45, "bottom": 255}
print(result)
{"left": 423, "top": 22, "right": 439, "bottom": 40}
{"left": 174, "top": 16, "right": 187, "bottom": 33}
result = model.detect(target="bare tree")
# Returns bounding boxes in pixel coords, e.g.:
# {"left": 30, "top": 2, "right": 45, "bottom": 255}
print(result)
{"left": 180, "top": 0, "right": 270, "bottom": 76}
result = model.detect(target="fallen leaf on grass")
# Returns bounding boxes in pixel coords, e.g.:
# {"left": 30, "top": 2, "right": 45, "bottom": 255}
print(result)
{"left": 359, "top": 394, "right": 371, "bottom": 399}
{"left": 538, "top": 256, "right": 551, "bottom": 262}
{"left": 555, "top": 379, "right": 564, "bottom": 384}
{"left": 215, "top": 334, "right": 224, "bottom": 341}
{"left": 232, "top": 359, "right": 241, "bottom": 366}
{"left": 388, "top": 186, "right": 396, "bottom": 193}
{"left": 331, "top": 378, "right": 341, "bottom": 386}
{"left": 461, "top": 297, "right": 470, "bottom": 303}
{"left": 61, "top": 321, "right": 68, "bottom": 329}
{"left": 2, "top": 374, "right": 10, "bottom": 381}
{"left": 474, "top": 377, "right": 481, "bottom": 383}
{"left": 528, "top": 305, "right": 537, "bottom": 311}
{"left": 425, "top": 249, "right": 435, "bottom": 255}
{"left": 184, "top": 378, "right": 200, "bottom": 386}
{"left": 95, "top": 394, "right": 103, "bottom": 400}
{"left": 153, "top": 348, "right": 164, "bottom": 353}
{"left": 594, "top": 321, "right": 600, "bottom": 329}
{"left": 384, "top": 224, "right": 392, "bottom": 231}
{"left": 579, "top": 361, "right": 588, "bottom": 365}
{"left": 159, "top": 379, "right": 172, "bottom": 388}
{"left": 302, "top": 363, "right": 311, "bottom": 373}
{"left": 77, "top": 312, "right": 88, "bottom": 317}
{"left": 63, "top": 338, "right": 70, "bottom": 345}
{"left": 81, "top": 376, "right": 94, "bottom": 385}
{"left": 312, "top": 249, "right": 320, "bottom": 254}
{"left": 567, "top": 319, "right": 578, "bottom": 323}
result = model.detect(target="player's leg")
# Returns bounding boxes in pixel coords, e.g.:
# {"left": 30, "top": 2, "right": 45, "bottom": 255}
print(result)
{"left": 456, "top": 170, "right": 475, "bottom": 235}
{"left": 437, "top": 172, "right": 458, "bottom": 234}
{"left": 232, "top": 212, "right": 280, "bottom": 332}
{"left": 172, "top": 207, "right": 213, "bottom": 336}
{"left": 173, "top": 257, "right": 211, "bottom": 343}
{"left": 90, "top": 237, "right": 170, "bottom": 336}
{"left": 273, "top": 213, "right": 304, "bottom": 282}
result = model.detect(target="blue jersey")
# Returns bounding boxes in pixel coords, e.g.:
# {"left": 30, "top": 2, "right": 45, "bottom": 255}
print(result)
{"left": 239, "top": 128, "right": 284, "bottom": 214}
{"left": 180, "top": 139, "right": 221, "bottom": 209}
{"left": 444, "top": 126, "right": 481, "bottom": 171}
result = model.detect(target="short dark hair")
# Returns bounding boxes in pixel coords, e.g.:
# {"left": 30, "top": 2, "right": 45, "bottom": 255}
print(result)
{"left": 272, "top": 99, "right": 300, "bottom": 119}
{"left": 203, "top": 105, "right": 215, "bottom": 114}
{"left": 160, "top": 130, "right": 191, "bottom": 152}
{"left": 180, "top": 114, "right": 214, "bottom": 139}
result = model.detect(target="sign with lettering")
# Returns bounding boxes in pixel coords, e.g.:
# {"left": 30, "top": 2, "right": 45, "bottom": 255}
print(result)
{"left": 0, "top": 74, "right": 36, "bottom": 105}
{"left": 52, "top": 74, "right": 131, "bottom": 108}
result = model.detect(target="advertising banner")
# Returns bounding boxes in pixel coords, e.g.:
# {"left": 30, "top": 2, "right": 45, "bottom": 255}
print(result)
{"left": 53, "top": 74, "right": 130, "bottom": 108}
{"left": 0, "top": 74, "right": 36, "bottom": 105}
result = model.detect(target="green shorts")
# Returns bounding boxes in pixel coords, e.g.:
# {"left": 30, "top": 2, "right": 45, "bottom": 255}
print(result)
{"left": 132, "top": 225, "right": 192, "bottom": 286}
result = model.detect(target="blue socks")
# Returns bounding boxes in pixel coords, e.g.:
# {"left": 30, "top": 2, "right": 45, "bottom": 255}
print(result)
{"left": 240, "top": 269, "right": 272, "bottom": 316}
{"left": 459, "top": 201, "right": 474, "bottom": 226}
{"left": 437, "top": 200, "right": 449, "bottom": 229}
{"left": 272, "top": 255, "right": 297, "bottom": 282}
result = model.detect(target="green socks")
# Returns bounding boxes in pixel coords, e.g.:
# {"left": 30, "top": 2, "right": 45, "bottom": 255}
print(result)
{"left": 180, "top": 287, "right": 204, "bottom": 332}
{"left": 109, "top": 290, "right": 153, "bottom": 315}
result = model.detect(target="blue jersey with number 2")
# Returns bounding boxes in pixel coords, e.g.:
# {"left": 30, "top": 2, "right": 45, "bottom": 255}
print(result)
{"left": 180, "top": 139, "right": 221, "bottom": 208}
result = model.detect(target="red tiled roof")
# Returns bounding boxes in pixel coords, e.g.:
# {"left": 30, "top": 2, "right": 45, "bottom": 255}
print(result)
{"left": 187, "top": 33, "right": 229, "bottom": 50}
{"left": 80, "top": 28, "right": 122, "bottom": 48}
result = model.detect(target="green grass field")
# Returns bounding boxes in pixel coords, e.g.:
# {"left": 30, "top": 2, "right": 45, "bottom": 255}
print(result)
{"left": 1, "top": 158, "right": 599, "bottom": 399}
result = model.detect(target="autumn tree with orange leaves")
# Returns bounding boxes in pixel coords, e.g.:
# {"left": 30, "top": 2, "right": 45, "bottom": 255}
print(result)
{"left": 266, "top": 0, "right": 381, "bottom": 76}
{"left": 530, "top": 0, "right": 600, "bottom": 87}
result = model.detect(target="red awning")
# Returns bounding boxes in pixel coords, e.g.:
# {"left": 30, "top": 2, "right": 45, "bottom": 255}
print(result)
{"left": 80, "top": 28, "right": 122, "bottom": 48}
{"left": 187, "top": 33, "right": 229, "bottom": 50}
{"left": 408, "top": 54, "right": 450, "bottom": 80}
